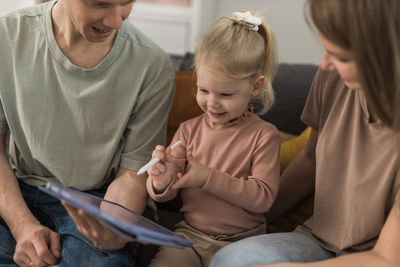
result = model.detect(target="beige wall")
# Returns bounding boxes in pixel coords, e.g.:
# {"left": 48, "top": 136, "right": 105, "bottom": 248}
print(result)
{"left": 0, "top": 0, "right": 36, "bottom": 13}
{"left": 131, "top": 0, "right": 323, "bottom": 64}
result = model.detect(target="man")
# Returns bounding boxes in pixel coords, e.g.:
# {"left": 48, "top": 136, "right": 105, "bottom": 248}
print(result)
{"left": 0, "top": 0, "right": 175, "bottom": 266}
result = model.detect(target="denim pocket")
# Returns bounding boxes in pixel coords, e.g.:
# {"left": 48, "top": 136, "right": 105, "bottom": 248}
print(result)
{"left": 0, "top": 223, "right": 16, "bottom": 259}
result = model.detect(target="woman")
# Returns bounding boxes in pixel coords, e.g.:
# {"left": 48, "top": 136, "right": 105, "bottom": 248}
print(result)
{"left": 209, "top": 0, "right": 400, "bottom": 266}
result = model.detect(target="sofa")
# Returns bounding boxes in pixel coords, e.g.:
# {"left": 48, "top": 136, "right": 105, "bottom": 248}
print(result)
{"left": 137, "top": 62, "right": 319, "bottom": 267}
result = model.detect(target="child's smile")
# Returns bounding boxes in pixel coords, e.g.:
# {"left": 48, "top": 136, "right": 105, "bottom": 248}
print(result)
{"left": 196, "top": 66, "right": 262, "bottom": 126}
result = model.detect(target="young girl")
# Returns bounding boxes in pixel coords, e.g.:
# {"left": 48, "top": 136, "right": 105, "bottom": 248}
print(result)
{"left": 146, "top": 10, "right": 280, "bottom": 267}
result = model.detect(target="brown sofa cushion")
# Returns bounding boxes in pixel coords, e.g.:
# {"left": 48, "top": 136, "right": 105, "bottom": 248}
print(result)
{"left": 167, "top": 71, "right": 202, "bottom": 144}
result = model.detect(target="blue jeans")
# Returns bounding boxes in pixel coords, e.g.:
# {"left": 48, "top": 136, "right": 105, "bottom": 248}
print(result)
{"left": 0, "top": 180, "right": 139, "bottom": 266}
{"left": 209, "top": 232, "right": 336, "bottom": 267}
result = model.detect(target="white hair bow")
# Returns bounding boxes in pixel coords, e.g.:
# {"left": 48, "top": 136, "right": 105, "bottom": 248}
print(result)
{"left": 231, "top": 11, "right": 262, "bottom": 31}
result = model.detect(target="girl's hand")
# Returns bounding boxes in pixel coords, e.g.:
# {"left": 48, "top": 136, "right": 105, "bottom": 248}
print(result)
{"left": 148, "top": 145, "right": 176, "bottom": 193}
{"left": 171, "top": 152, "right": 210, "bottom": 190}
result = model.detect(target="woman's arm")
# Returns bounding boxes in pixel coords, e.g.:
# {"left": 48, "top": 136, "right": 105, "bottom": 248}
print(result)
{"left": 267, "top": 129, "right": 318, "bottom": 222}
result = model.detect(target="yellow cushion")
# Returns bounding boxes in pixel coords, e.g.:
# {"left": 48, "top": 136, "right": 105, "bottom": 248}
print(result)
{"left": 279, "top": 127, "right": 311, "bottom": 174}
{"left": 268, "top": 127, "right": 313, "bottom": 233}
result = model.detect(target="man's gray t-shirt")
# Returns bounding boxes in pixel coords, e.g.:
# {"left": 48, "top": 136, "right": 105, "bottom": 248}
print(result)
{"left": 0, "top": 1, "right": 175, "bottom": 190}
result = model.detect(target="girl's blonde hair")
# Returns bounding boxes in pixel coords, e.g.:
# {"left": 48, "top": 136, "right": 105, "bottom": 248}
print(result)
{"left": 306, "top": 0, "right": 400, "bottom": 131}
{"left": 194, "top": 11, "right": 277, "bottom": 115}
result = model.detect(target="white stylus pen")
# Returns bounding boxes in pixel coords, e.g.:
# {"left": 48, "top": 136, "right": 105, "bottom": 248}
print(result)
{"left": 137, "top": 140, "right": 182, "bottom": 175}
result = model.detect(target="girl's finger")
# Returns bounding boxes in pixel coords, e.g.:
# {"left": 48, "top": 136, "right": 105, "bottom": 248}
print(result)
{"left": 166, "top": 142, "right": 182, "bottom": 161}
{"left": 171, "top": 174, "right": 186, "bottom": 190}
{"left": 152, "top": 146, "right": 165, "bottom": 158}
{"left": 155, "top": 145, "right": 165, "bottom": 151}
{"left": 154, "top": 162, "right": 165, "bottom": 172}
{"left": 165, "top": 146, "right": 173, "bottom": 160}
{"left": 148, "top": 166, "right": 160, "bottom": 176}
{"left": 186, "top": 151, "right": 193, "bottom": 161}
{"left": 152, "top": 150, "right": 165, "bottom": 161}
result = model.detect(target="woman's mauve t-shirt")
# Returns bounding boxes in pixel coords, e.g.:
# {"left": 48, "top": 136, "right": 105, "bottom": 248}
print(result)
{"left": 296, "top": 69, "right": 399, "bottom": 253}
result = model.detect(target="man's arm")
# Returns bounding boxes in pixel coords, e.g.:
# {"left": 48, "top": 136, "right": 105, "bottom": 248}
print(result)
{"left": 267, "top": 129, "right": 318, "bottom": 222}
{"left": 0, "top": 133, "right": 60, "bottom": 266}
{"left": 0, "top": 134, "right": 35, "bottom": 243}
{"left": 63, "top": 167, "right": 148, "bottom": 251}
{"left": 104, "top": 167, "right": 148, "bottom": 213}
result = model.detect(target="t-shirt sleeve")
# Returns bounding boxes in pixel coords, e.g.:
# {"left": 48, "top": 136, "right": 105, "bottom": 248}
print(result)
{"left": 301, "top": 68, "right": 324, "bottom": 131}
{"left": 119, "top": 58, "right": 176, "bottom": 171}
{"left": 0, "top": 101, "right": 9, "bottom": 134}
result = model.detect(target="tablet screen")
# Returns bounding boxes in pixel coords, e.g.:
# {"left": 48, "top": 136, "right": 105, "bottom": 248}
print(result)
{"left": 39, "top": 182, "right": 192, "bottom": 248}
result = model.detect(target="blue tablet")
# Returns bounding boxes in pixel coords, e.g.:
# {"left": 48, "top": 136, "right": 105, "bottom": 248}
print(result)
{"left": 39, "top": 182, "right": 192, "bottom": 249}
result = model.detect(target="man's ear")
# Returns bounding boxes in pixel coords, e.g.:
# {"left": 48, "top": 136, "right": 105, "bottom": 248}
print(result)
{"left": 251, "top": 75, "right": 265, "bottom": 97}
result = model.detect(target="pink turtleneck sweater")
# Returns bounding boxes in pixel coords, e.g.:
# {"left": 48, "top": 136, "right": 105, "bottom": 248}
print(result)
{"left": 147, "top": 112, "right": 280, "bottom": 235}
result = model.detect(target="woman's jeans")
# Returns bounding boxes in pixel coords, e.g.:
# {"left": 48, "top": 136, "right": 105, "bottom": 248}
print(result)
{"left": 209, "top": 232, "right": 337, "bottom": 267}
{"left": 0, "top": 180, "right": 139, "bottom": 266}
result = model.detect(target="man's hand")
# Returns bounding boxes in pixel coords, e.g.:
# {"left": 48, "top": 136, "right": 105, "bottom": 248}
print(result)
{"left": 13, "top": 222, "right": 60, "bottom": 267}
{"left": 171, "top": 152, "right": 210, "bottom": 190}
{"left": 61, "top": 166, "right": 148, "bottom": 251}
{"left": 62, "top": 201, "right": 132, "bottom": 251}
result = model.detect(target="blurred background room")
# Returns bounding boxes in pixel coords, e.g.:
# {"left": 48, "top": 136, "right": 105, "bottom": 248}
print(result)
{"left": 0, "top": 0, "right": 323, "bottom": 66}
